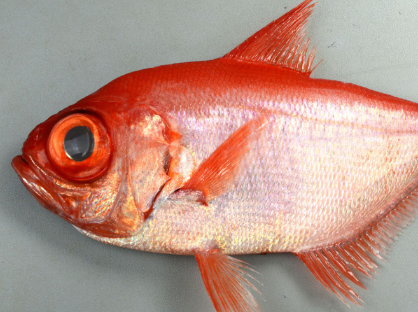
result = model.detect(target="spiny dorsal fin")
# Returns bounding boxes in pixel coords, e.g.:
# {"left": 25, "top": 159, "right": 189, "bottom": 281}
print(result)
{"left": 223, "top": 0, "right": 317, "bottom": 75}
{"left": 195, "top": 249, "right": 261, "bottom": 312}
{"left": 296, "top": 180, "right": 418, "bottom": 305}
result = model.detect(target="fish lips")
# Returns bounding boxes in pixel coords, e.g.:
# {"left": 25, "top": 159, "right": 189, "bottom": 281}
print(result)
{"left": 12, "top": 155, "right": 62, "bottom": 216}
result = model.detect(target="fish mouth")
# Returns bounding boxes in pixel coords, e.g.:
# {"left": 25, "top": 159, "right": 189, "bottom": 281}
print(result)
{"left": 12, "top": 155, "right": 35, "bottom": 184}
{"left": 11, "top": 155, "right": 60, "bottom": 214}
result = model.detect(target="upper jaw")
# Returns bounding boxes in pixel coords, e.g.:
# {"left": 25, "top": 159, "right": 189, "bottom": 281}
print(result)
{"left": 12, "top": 155, "right": 37, "bottom": 186}
{"left": 11, "top": 154, "right": 62, "bottom": 215}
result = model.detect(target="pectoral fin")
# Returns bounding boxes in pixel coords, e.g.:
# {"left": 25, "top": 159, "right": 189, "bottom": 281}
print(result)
{"left": 182, "top": 117, "right": 266, "bottom": 203}
{"left": 195, "top": 248, "right": 261, "bottom": 312}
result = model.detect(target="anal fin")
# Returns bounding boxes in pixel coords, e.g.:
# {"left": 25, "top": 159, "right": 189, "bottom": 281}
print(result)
{"left": 296, "top": 180, "right": 418, "bottom": 305}
{"left": 195, "top": 249, "right": 261, "bottom": 312}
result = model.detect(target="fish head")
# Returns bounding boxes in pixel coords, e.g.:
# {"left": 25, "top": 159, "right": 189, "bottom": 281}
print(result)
{"left": 12, "top": 94, "right": 179, "bottom": 238}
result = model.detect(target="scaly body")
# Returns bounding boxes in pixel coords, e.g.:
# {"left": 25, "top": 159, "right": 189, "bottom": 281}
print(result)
{"left": 13, "top": 1, "right": 418, "bottom": 310}
{"left": 82, "top": 59, "right": 418, "bottom": 255}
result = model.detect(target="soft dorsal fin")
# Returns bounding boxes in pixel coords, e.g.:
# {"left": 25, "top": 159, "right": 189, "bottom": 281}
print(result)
{"left": 223, "top": 0, "right": 317, "bottom": 75}
{"left": 295, "top": 179, "right": 418, "bottom": 305}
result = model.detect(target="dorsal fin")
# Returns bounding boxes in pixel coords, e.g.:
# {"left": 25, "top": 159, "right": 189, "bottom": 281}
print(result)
{"left": 295, "top": 180, "right": 418, "bottom": 305}
{"left": 223, "top": 0, "right": 317, "bottom": 75}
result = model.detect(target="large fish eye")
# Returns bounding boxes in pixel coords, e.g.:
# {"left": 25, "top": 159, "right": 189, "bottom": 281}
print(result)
{"left": 47, "top": 113, "right": 111, "bottom": 181}
{"left": 64, "top": 126, "right": 95, "bottom": 161}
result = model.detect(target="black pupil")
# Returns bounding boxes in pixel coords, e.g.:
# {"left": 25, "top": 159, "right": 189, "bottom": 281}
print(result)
{"left": 63, "top": 126, "right": 95, "bottom": 161}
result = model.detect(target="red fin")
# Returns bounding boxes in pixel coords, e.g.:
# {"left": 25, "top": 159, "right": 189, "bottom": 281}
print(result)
{"left": 296, "top": 183, "right": 418, "bottom": 305}
{"left": 182, "top": 117, "right": 266, "bottom": 202}
{"left": 195, "top": 249, "right": 261, "bottom": 312}
{"left": 223, "top": 0, "right": 317, "bottom": 75}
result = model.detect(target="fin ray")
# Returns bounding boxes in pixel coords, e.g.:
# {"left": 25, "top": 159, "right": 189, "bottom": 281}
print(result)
{"left": 296, "top": 179, "right": 418, "bottom": 305}
{"left": 182, "top": 117, "right": 266, "bottom": 202}
{"left": 223, "top": 0, "right": 317, "bottom": 75}
{"left": 195, "top": 249, "right": 261, "bottom": 312}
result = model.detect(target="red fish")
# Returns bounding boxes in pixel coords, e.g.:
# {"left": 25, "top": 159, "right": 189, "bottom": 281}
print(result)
{"left": 11, "top": 1, "right": 418, "bottom": 310}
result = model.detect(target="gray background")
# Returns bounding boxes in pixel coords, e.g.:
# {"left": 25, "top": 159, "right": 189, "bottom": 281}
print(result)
{"left": 2, "top": 0, "right": 418, "bottom": 311}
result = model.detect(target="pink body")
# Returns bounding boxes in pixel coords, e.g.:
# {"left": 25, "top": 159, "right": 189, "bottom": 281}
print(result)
{"left": 80, "top": 59, "right": 418, "bottom": 255}
{"left": 13, "top": 1, "right": 418, "bottom": 309}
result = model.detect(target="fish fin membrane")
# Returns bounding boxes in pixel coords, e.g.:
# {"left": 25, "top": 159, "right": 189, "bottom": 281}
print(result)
{"left": 296, "top": 183, "right": 418, "bottom": 306}
{"left": 182, "top": 117, "right": 266, "bottom": 202}
{"left": 195, "top": 249, "right": 261, "bottom": 312}
{"left": 223, "top": 0, "right": 317, "bottom": 75}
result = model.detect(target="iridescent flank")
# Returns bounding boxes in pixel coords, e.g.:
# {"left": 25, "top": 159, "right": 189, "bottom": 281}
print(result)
{"left": 80, "top": 65, "right": 418, "bottom": 256}
{"left": 12, "top": 1, "right": 418, "bottom": 311}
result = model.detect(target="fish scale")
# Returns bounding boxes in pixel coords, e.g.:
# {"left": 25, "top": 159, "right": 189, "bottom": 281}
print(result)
{"left": 76, "top": 61, "right": 418, "bottom": 255}
{"left": 12, "top": 1, "right": 418, "bottom": 310}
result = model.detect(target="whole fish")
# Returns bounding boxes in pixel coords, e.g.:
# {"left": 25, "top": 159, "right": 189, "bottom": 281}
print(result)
{"left": 11, "top": 0, "right": 418, "bottom": 310}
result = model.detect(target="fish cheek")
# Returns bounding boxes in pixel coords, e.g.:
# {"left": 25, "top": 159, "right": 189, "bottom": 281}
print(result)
{"left": 76, "top": 145, "right": 170, "bottom": 238}
{"left": 67, "top": 108, "right": 175, "bottom": 237}
{"left": 75, "top": 139, "right": 171, "bottom": 238}
{"left": 63, "top": 170, "right": 144, "bottom": 238}
{"left": 61, "top": 171, "right": 121, "bottom": 222}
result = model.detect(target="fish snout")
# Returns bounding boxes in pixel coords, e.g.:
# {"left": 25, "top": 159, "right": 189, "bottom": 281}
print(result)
{"left": 11, "top": 155, "right": 61, "bottom": 215}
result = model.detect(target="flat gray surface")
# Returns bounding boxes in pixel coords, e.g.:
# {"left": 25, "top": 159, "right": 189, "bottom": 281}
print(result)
{"left": 1, "top": 1, "right": 418, "bottom": 311}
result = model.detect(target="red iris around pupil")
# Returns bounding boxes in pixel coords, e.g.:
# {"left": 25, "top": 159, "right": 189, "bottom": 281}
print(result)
{"left": 47, "top": 113, "right": 111, "bottom": 181}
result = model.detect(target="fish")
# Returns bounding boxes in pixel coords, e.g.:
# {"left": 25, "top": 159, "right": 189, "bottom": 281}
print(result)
{"left": 11, "top": 0, "right": 418, "bottom": 310}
